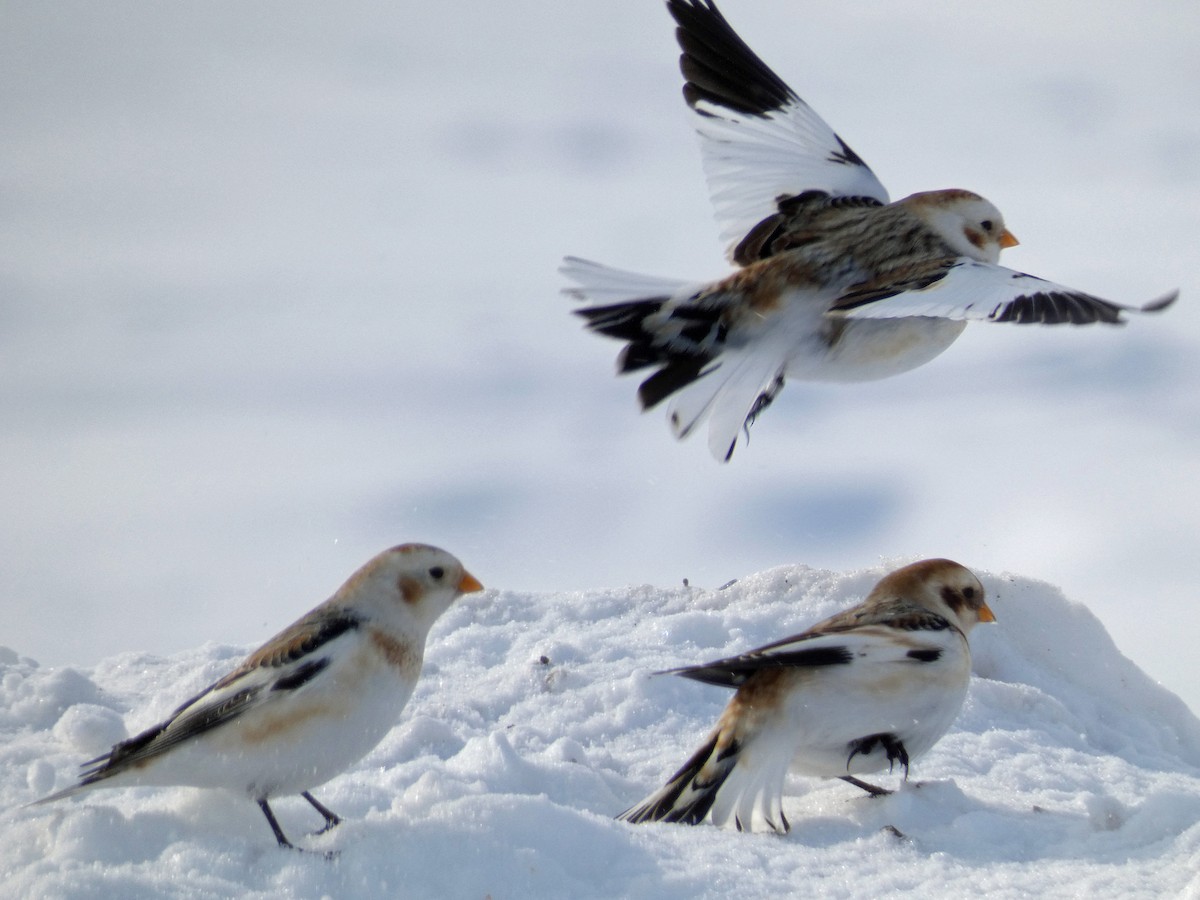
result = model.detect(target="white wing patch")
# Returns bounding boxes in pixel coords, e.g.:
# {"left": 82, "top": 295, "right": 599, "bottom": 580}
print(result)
{"left": 692, "top": 98, "right": 890, "bottom": 259}
{"left": 830, "top": 258, "right": 1178, "bottom": 325}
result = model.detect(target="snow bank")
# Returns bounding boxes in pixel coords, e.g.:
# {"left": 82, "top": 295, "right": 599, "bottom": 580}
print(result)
{"left": 5, "top": 562, "right": 1199, "bottom": 898}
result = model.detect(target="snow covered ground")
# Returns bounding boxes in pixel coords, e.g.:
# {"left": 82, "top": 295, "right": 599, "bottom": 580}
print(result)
{"left": 5, "top": 562, "right": 1200, "bottom": 897}
{"left": 3, "top": 0, "right": 1200, "bottom": 893}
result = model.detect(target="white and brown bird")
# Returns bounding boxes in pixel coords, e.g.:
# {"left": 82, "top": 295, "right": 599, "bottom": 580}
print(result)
{"left": 618, "top": 558, "right": 995, "bottom": 833}
{"left": 29, "top": 543, "right": 483, "bottom": 850}
{"left": 563, "top": 0, "right": 1176, "bottom": 461}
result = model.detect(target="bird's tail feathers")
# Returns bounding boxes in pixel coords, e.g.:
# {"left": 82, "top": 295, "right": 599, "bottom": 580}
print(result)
{"left": 26, "top": 747, "right": 129, "bottom": 808}
{"left": 705, "top": 730, "right": 792, "bottom": 833}
{"left": 666, "top": 343, "right": 787, "bottom": 462}
{"left": 560, "top": 256, "right": 693, "bottom": 306}
{"left": 617, "top": 730, "right": 735, "bottom": 826}
{"left": 563, "top": 255, "right": 788, "bottom": 461}
{"left": 618, "top": 723, "right": 792, "bottom": 833}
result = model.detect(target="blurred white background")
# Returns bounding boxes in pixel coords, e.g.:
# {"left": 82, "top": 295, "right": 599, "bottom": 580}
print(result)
{"left": 2, "top": 0, "right": 1197, "bottom": 711}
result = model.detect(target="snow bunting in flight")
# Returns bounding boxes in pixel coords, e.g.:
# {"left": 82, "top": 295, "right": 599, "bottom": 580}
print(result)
{"left": 618, "top": 558, "right": 994, "bottom": 833}
{"left": 31, "top": 544, "right": 483, "bottom": 851}
{"left": 563, "top": 0, "right": 1176, "bottom": 461}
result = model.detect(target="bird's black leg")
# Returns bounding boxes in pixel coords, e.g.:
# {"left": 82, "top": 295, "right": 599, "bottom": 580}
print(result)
{"left": 840, "top": 775, "right": 892, "bottom": 797}
{"left": 301, "top": 791, "right": 342, "bottom": 834}
{"left": 258, "top": 799, "right": 295, "bottom": 849}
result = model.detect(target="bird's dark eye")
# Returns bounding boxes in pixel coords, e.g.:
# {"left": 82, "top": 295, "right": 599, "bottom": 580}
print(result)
{"left": 980, "top": 220, "right": 994, "bottom": 233}
{"left": 962, "top": 586, "right": 976, "bottom": 600}
{"left": 428, "top": 566, "right": 445, "bottom": 580}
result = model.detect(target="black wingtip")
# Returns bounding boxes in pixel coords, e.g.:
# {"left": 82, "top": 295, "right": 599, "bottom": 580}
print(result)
{"left": 1141, "top": 290, "right": 1178, "bottom": 313}
{"left": 667, "top": 0, "right": 794, "bottom": 117}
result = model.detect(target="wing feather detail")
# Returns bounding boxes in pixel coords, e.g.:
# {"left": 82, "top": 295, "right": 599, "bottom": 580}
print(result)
{"left": 831, "top": 258, "right": 1178, "bottom": 325}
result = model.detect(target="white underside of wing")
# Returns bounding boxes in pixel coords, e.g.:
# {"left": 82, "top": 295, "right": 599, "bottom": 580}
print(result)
{"left": 832, "top": 258, "right": 1175, "bottom": 323}
{"left": 691, "top": 98, "right": 889, "bottom": 258}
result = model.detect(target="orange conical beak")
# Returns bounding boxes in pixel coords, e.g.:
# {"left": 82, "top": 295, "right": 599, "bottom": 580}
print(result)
{"left": 999, "top": 230, "right": 1019, "bottom": 249}
{"left": 458, "top": 571, "right": 484, "bottom": 594}
{"left": 978, "top": 602, "right": 997, "bottom": 623}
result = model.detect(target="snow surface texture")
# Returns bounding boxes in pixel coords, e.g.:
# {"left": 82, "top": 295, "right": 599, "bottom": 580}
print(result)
{"left": 4, "top": 562, "right": 1200, "bottom": 898}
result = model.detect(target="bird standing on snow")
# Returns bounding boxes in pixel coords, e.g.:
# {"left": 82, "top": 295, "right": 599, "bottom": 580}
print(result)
{"left": 30, "top": 544, "right": 483, "bottom": 850}
{"left": 618, "top": 558, "right": 995, "bottom": 833}
{"left": 563, "top": 0, "right": 1176, "bottom": 461}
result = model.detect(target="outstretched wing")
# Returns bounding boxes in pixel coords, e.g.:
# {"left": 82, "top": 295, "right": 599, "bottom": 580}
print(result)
{"left": 668, "top": 0, "right": 889, "bottom": 263}
{"left": 829, "top": 258, "right": 1178, "bottom": 325}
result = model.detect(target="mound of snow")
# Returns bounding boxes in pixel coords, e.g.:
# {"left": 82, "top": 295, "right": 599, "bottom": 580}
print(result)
{"left": 4, "top": 562, "right": 1200, "bottom": 898}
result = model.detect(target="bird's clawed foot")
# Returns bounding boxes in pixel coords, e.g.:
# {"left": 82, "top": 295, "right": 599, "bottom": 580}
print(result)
{"left": 301, "top": 790, "right": 343, "bottom": 835}
{"left": 845, "top": 732, "right": 911, "bottom": 785}
{"left": 258, "top": 797, "right": 341, "bottom": 858}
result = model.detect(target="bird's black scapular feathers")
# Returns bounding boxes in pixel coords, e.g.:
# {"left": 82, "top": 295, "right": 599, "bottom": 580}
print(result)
{"left": 777, "top": 190, "right": 882, "bottom": 214}
{"left": 272, "top": 657, "right": 331, "bottom": 692}
{"left": 906, "top": 648, "right": 942, "bottom": 663}
{"left": 671, "top": 644, "right": 854, "bottom": 688}
{"left": 275, "top": 614, "right": 362, "bottom": 669}
{"left": 735, "top": 192, "right": 883, "bottom": 264}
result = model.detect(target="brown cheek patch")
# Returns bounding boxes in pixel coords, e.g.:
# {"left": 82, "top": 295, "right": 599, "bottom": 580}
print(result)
{"left": 964, "top": 228, "right": 984, "bottom": 250}
{"left": 398, "top": 576, "right": 424, "bottom": 604}
{"left": 940, "top": 585, "right": 965, "bottom": 615}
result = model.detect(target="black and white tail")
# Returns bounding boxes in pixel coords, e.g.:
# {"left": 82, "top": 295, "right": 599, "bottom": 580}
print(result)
{"left": 617, "top": 726, "right": 792, "bottom": 833}
{"left": 562, "top": 256, "right": 788, "bottom": 461}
